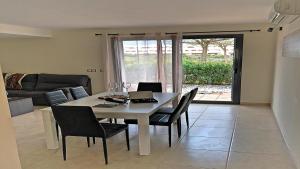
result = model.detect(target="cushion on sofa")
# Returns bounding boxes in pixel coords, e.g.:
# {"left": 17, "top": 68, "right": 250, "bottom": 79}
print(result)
{"left": 5, "top": 73, "right": 27, "bottom": 90}
{"left": 7, "top": 90, "right": 46, "bottom": 96}
{"left": 21, "top": 74, "right": 38, "bottom": 91}
{"left": 36, "top": 74, "right": 89, "bottom": 91}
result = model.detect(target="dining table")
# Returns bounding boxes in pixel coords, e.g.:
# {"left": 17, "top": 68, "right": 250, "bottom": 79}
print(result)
{"left": 40, "top": 92, "right": 178, "bottom": 155}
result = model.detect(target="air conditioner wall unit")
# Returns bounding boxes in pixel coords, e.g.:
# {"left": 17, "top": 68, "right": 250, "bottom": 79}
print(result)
{"left": 269, "top": 0, "right": 300, "bottom": 26}
{"left": 274, "top": 0, "right": 300, "bottom": 15}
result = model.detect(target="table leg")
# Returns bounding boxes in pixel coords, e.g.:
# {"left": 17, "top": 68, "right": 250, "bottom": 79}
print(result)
{"left": 41, "top": 109, "right": 59, "bottom": 149}
{"left": 137, "top": 116, "right": 151, "bottom": 155}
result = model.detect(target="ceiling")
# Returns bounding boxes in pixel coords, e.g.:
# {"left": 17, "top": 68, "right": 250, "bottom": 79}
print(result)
{"left": 0, "top": 0, "right": 276, "bottom": 29}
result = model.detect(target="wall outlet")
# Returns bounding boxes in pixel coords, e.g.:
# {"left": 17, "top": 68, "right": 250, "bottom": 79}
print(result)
{"left": 87, "top": 69, "right": 97, "bottom": 72}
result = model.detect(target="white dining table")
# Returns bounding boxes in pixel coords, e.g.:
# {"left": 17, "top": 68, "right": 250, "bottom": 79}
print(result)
{"left": 40, "top": 92, "right": 178, "bottom": 155}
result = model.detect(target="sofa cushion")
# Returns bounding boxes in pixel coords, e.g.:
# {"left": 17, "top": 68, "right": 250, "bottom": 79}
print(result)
{"left": 22, "top": 74, "right": 38, "bottom": 82}
{"left": 7, "top": 90, "right": 46, "bottom": 97}
{"left": 5, "top": 73, "right": 27, "bottom": 90}
{"left": 36, "top": 74, "right": 89, "bottom": 91}
{"left": 21, "top": 74, "right": 38, "bottom": 91}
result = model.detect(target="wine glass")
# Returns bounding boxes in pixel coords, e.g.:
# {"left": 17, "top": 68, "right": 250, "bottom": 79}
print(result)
{"left": 107, "top": 82, "right": 115, "bottom": 95}
{"left": 122, "top": 82, "right": 131, "bottom": 92}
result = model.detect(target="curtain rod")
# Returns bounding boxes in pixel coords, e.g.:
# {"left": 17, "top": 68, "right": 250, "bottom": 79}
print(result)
{"left": 182, "top": 29, "right": 261, "bottom": 34}
{"left": 94, "top": 29, "right": 261, "bottom": 36}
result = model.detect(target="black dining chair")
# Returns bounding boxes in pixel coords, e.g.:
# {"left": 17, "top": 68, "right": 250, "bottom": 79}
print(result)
{"left": 124, "top": 92, "right": 190, "bottom": 147}
{"left": 69, "top": 86, "right": 89, "bottom": 100}
{"left": 156, "top": 88, "right": 198, "bottom": 128}
{"left": 181, "top": 88, "right": 198, "bottom": 127}
{"left": 51, "top": 106, "right": 130, "bottom": 164}
{"left": 137, "top": 82, "right": 162, "bottom": 92}
{"left": 70, "top": 86, "right": 113, "bottom": 141}
{"left": 45, "top": 90, "right": 69, "bottom": 141}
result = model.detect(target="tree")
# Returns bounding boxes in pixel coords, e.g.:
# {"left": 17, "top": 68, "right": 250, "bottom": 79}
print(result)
{"left": 185, "top": 39, "right": 217, "bottom": 62}
{"left": 213, "top": 39, "right": 234, "bottom": 63}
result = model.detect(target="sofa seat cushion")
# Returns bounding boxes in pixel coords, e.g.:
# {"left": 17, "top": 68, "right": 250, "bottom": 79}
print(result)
{"left": 7, "top": 90, "right": 47, "bottom": 97}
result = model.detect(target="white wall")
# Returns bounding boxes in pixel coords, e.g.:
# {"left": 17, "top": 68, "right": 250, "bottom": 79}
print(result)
{"left": 0, "top": 65, "right": 22, "bottom": 169}
{"left": 241, "top": 31, "right": 276, "bottom": 103}
{"left": 0, "top": 30, "right": 104, "bottom": 93}
{"left": 0, "top": 24, "right": 277, "bottom": 103}
{"left": 272, "top": 20, "right": 300, "bottom": 169}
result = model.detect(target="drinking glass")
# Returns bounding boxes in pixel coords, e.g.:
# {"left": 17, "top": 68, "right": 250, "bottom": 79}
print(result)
{"left": 122, "top": 82, "right": 131, "bottom": 92}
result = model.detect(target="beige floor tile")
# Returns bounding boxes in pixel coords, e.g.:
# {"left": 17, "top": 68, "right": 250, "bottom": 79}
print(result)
{"left": 193, "top": 119, "right": 235, "bottom": 128}
{"left": 236, "top": 117, "right": 279, "bottom": 130}
{"left": 200, "top": 113, "right": 236, "bottom": 120}
{"left": 157, "top": 163, "right": 208, "bottom": 169}
{"left": 12, "top": 104, "right": 297, "bottom": 169}
{"left": 231, "top": 128, "right": 287, "bottom": 155}
{"left": 162, "top": 149, "right": 228, "bottom": 169}
{"left": 236, "top": 105, "right": 273, "bottom": 116}
{"left": 237, "top": 110, "right": 275, "bottom": 119}
{"left": 183, "top": 112, "right": 202, "bottom": 119}
{"left": 227, "top": 152, "right": 296, "bottom": 169}
{"left": 180, "top": 117, "right": 198, "bottom": 127}
{"left": 186, "top": 127, "right": 234, "bottom": 138}
{"left": 205, "top": 105, "right": 239, "bottom": 114}
{"left": 187, "top": 104, "right": 208, "bottom": 114}
{"left": 179, "top": 136, "right": 231, "bottom": 151}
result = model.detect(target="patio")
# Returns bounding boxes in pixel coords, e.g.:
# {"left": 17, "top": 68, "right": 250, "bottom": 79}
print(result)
{"left": 182, "top": 84, "right": 232, "bottom": 102}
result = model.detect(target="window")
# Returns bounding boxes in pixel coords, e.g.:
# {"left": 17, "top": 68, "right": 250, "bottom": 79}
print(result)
{"left": 122, "top": 39, "right": 173, "bottom": 92}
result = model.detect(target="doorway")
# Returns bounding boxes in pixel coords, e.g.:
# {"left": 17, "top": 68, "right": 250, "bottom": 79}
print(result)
{"left": 182, "top": 34, "right": 243, "bottom": 104}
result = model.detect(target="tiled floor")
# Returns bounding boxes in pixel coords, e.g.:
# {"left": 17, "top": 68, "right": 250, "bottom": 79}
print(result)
{"left": 12, "top": 104, "right": 297, "bottom": 169}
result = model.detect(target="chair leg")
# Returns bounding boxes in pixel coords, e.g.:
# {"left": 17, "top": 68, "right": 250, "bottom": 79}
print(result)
{"left": 56, "top": 122, "right": 59, "bottom": 141}
{"left": 87, "top": 137, "right": 90, "bottom": 147}
{"left": 109, "top": 118, "right": 113, "bottom": 123}
{"left": 114, "top": 118, "right": 117, "bottom": 124}
{"left": 93, "top": 137, "right": 96, "bottom": 144}
{"left": 177, "top": 118, "right": 182, "bottom": 138}
{"left": 62, "top": 136, "right": 67, "bottom": 161}
{"left": 168, "top": 125, "right": 172, "bottom": 147}
{"left": 102, "top": 138, "right": 108, "bottom": 164}
{"left": 125, "top": 129, "right": 130, "bottom": 151}
{"left": 185, "top": 110, "right": 190, "bottom": 128}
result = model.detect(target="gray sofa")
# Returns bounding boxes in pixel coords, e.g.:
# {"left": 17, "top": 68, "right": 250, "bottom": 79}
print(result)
{"left": 5, "top": 73, "right": 92, "bottom": 106}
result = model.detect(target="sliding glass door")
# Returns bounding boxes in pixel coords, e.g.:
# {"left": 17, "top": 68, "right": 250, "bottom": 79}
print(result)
{"left": 121, "top": 34, "right": 243, "bottom": 104}
{"left": 182, "top": 35, "right": 243, "bottom": 104}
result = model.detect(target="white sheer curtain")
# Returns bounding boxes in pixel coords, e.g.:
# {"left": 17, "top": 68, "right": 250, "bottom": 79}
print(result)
{"left": 102, "top": 34, "right": 125, "bottom": 91}
{"left": 102, "top": 33, "right": 183, "bottom": 95}
{"left": 171, "top": 33, "right": 183, "bottom": 105}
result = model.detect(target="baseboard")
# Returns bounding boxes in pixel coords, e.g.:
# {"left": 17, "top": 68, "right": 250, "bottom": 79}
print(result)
{"left": 240, "top": 102, "right": 271, "bottom": 106}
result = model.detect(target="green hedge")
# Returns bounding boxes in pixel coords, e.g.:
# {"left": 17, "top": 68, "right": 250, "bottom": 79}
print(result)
{"left": 183, "top": 58, "right": 232, "bottom": 85}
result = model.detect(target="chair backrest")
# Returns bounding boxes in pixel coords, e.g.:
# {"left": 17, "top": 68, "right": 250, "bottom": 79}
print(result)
{"left": 182, "top": 88, "right": 198, "bottom": 113}
{"left": 169, "top": 92, "right": 191, "bottom": 123}
{"left": 45, "top": 90, "right": 69, "bottom": 106}
{"left": 137, "top": 82, "right": 162, "bottom": 92}
{"left": 51, "top": 106, "right": 105, "bottom": 137}
{"left": 70, "top": 86, "right": 89, "bottom": 100}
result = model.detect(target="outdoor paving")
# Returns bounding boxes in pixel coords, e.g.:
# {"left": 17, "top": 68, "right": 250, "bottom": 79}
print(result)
{"left": 182, "top": 84, "right": 232, "bottom": 102}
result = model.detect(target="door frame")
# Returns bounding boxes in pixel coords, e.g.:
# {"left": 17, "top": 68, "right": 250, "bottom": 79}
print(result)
{"left": 182, "top": 34, "right": 244, "bottom": 105}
